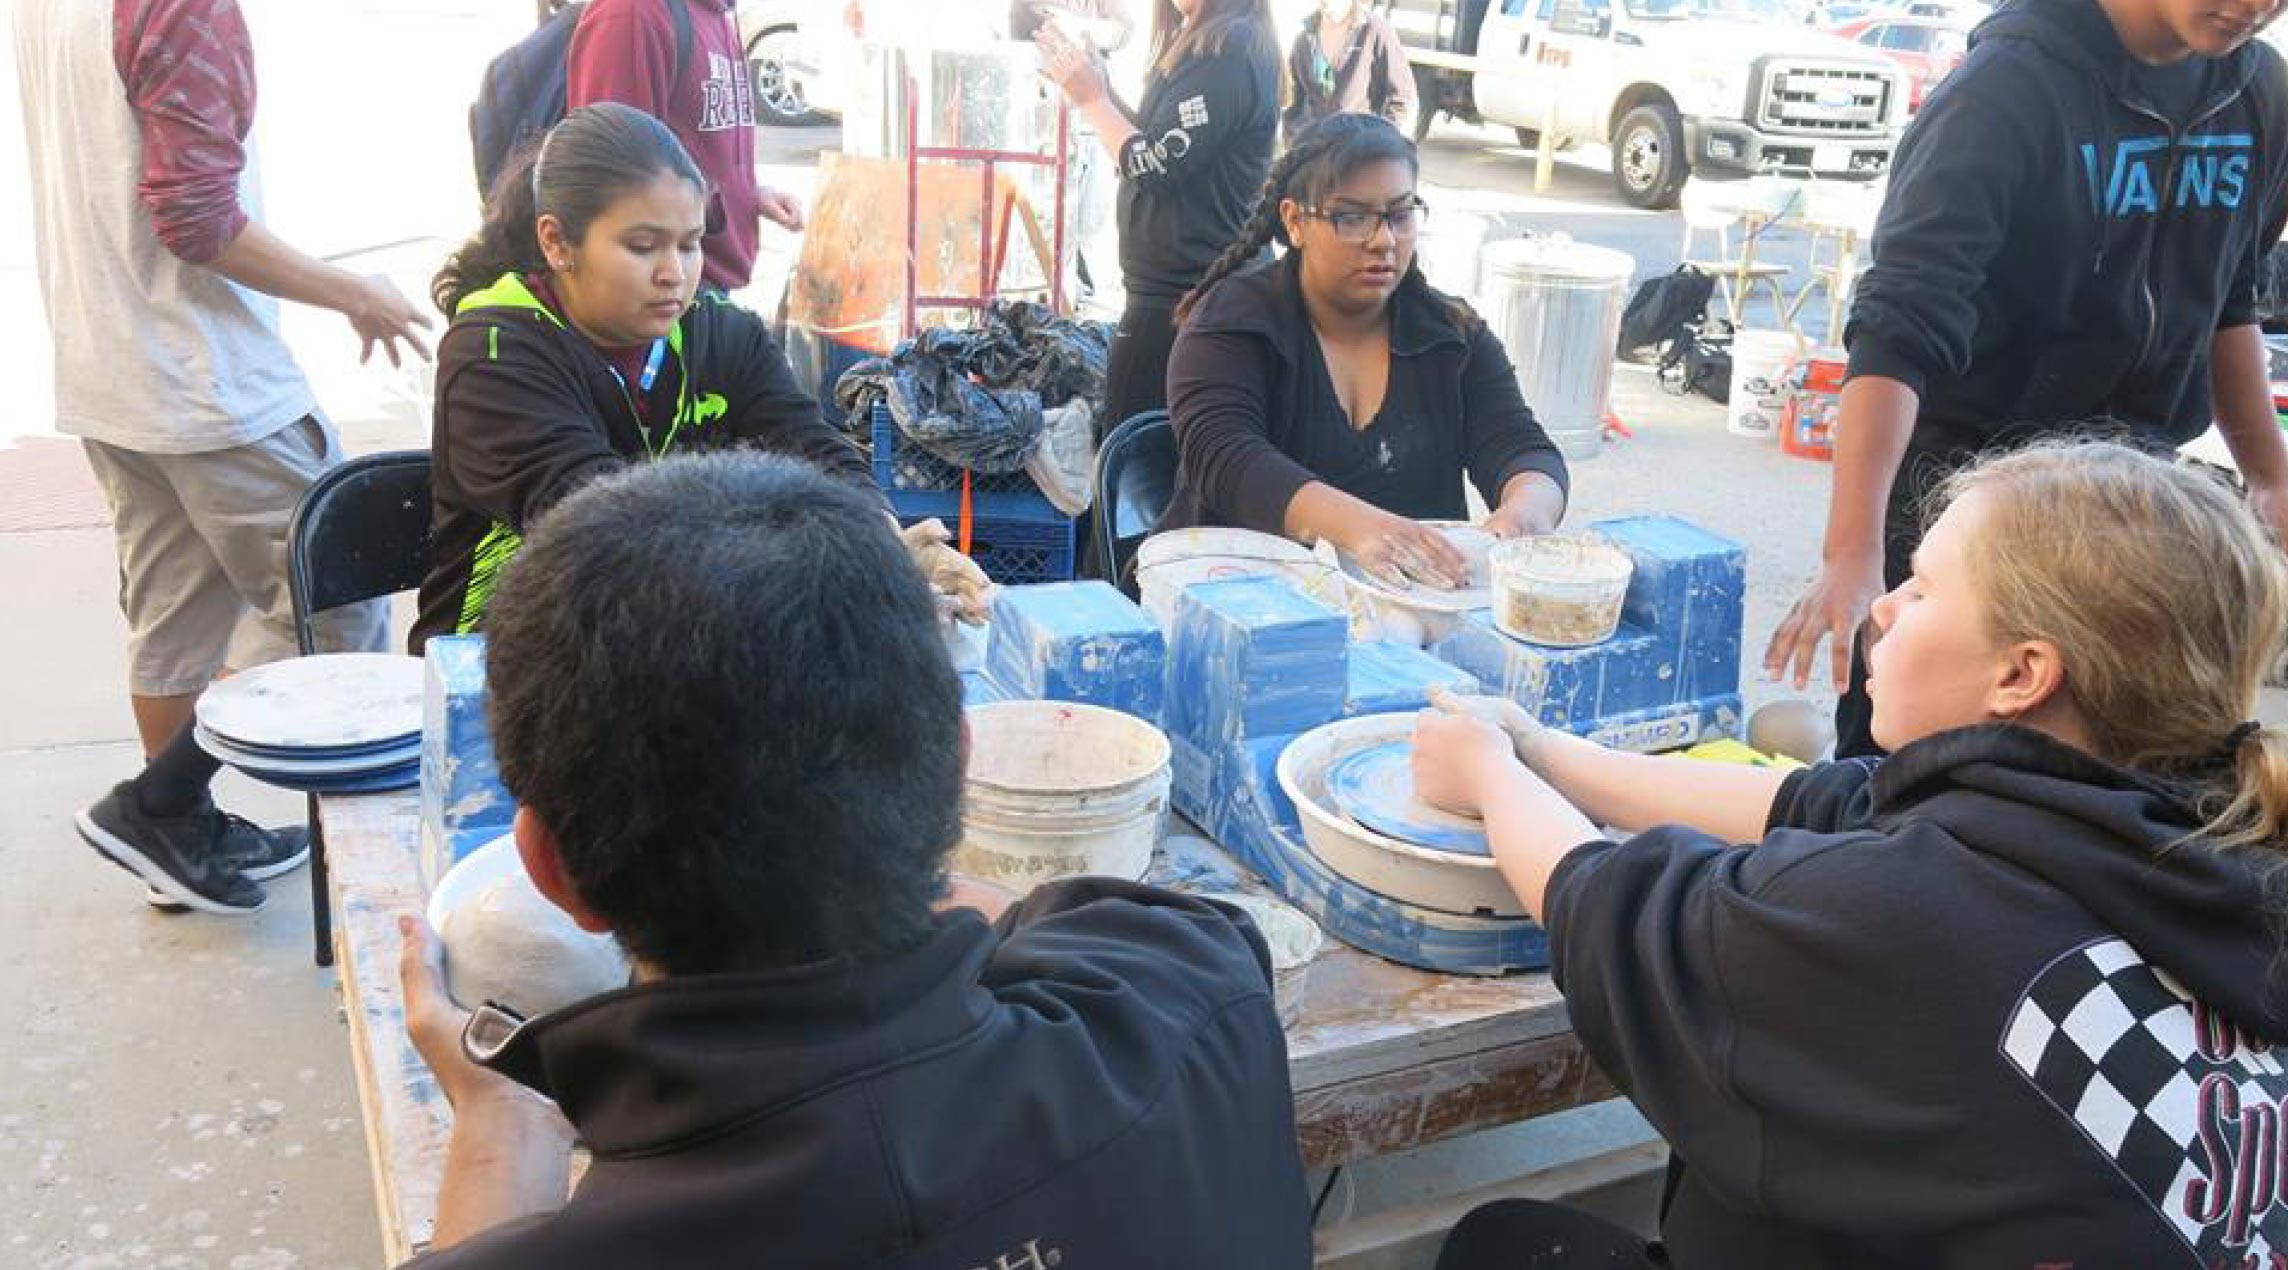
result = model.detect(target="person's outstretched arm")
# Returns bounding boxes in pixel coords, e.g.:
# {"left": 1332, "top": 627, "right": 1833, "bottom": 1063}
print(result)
{"left": 120, "top": 0, "right": 431, "bottom": 365}
{"left": 1764, "top": 76, "right": 2024, "bottom": 691}
{"left": 2214, "top": 324, "right": 2288, "bottom": 545}
{"left": 1423, "top": 692, "right": 1787, "bottom": 836}
{"left": 398, "top": 917, "right": 575, "bottom": 1251}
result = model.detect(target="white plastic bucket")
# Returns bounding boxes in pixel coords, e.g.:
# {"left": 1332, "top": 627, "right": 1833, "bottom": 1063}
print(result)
{"left": 1727, "top": 328, "right": 1804, "bottom": 439}
{"left": 958, "top": 701, "right": 1173, "bottom": 893}
{"left": 1134, "top": 528, "right": 1344, "bottom": 631}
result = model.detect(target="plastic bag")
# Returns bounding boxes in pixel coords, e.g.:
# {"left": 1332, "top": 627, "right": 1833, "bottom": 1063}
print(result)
{"left": 833, "top": 302, "right": 1116, "bottom": 477}
{"left": 1027, "top": 397, "right": 1097, "bottom": 516}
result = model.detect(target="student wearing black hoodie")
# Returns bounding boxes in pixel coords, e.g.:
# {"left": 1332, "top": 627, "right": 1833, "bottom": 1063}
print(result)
{"left": 1416, "top": 441, "right": 2288, "bottom": 1268}
{"left": 1765, "top": 0, "right": 2288, "bottom": 757}
{"left": 393, "top": 454, "right": 1316, "bottom": 1270}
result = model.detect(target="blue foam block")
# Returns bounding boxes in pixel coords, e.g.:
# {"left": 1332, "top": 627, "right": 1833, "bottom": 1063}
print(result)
{"left": 1164, "top": 577, "right": 1350, "bottom": 747}
{"left": 419, "top": 636, "right": 515, "bottom": 889}
{"left": 1344, "top": 639, "right": 1482, "bottom": 717}
{"left": 960, "top": 671, "right": 1010, "bottom": 708}
{"left": 1596, "top": 515, "right": 1746, "bottom": 705}
{"left": 982, "top": 582, "right": 1165, "bottom": 722}
{"left": 1429, "top": 515, "right": 1746, "bottom": 732}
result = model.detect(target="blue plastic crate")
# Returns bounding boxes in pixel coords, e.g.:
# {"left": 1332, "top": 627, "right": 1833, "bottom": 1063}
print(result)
{"left": 870, "top": 403, "right": 1043, "bottom": 497}
{"left": 895, "top": 498, "right": 1077, "bottom": 587}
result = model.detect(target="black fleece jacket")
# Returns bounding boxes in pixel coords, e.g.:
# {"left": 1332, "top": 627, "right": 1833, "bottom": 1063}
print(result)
{"left": 1847, "top": 0, "right": 2288, "bottom": 496}
{"left": 400, "top": 878, "right": 1314, "bottom": 1270}
{"left": 1161, "top": 253, "right": 1569, "bottom": 534}
{"left": 1547, "top": 724, "right": 2288, "bottom": 1267}
{"left": 412, "top": 274, "right": 873, "bottom": 650}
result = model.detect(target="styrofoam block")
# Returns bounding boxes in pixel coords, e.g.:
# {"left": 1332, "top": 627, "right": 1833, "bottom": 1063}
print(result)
{"left": 1165, "top": 577, "right": 1350, "bottom": 747}
{"left": 960, "top": 671, "right": 1010, "bottom": 708}
{"left": 419, "top": 635, "right": 514, "bottom": 892}
{"left": 1595, "top": 514, "right": 1746, "bottom": 703}
{"left": 1576, "top": 694, "right": 1745, "bottom": 753}
{"left": 1433, "top": 612, "right": 1665, "bottom": 726}
{"left": 982, "top": 581, "right": 1166, "bottom": 722}
{"left": 1345, "top": 639, "right": 1482, "bottom": 718}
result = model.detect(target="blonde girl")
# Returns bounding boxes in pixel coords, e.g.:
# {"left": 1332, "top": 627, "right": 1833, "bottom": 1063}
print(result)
{"left": 1417, "top": 441, "right": 2288, "bottom": 1268}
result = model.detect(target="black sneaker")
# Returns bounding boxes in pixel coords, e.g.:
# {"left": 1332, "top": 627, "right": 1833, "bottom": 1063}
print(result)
{"left": 143, "top": 814, "right": 308, "bottom": 910}
{"left": 74, "top": 782, "right": 264, "bottom": 916}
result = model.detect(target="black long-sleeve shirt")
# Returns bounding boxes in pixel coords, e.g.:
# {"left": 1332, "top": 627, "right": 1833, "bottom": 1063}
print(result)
{"left": 1115, "top": 35, "right": 1281, "bottom": 306}
{"left": 1159, "top": 254, "right": 1568, "bottom": 534}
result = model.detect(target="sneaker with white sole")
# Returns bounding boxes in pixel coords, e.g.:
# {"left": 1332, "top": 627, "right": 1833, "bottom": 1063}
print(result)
{"left": 75, "top": 782, "right": 264, "bottom": 915}
{"left": 143, "top": 814, "right": 308, "bottom": 910}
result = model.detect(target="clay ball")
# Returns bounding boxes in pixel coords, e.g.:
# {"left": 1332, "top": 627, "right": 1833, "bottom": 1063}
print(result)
{"left": 1748, "top": 698, "right": 1836, "bottom": 764}
{"left": 437, "top": 870, "right": 629, "bottom": 1017}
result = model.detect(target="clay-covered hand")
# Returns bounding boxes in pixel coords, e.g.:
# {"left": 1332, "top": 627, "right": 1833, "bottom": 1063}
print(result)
{"left": 1427, "top": 685, "right": 1551, "bottom": 770}
{"left": 398, "top": 914, "right": 559, "bottom": 1118}
{"left": 1409, "top": 706, "right": 1518, "bottom": 818}
{"left": 1336, "top": 508, "right": 1472, "bottom": 591}
{"left": 898, "top": 517, "right": 996, "bottom": 625}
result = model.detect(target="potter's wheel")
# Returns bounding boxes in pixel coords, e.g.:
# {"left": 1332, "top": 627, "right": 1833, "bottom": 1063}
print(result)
{"left": 1326, "top": 741, "right": 1490, "bottom": 856}
{"left": 1276, "top": 715, "right": 1528, "bottom": 919}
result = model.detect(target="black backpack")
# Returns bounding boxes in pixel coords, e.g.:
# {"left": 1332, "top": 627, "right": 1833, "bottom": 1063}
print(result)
{"left": 1616, "top": 265, "right": 1716, "bottom": 363}
{"left": 469, "top": 0, "right": 696, "bottom": 201}
{"left": 1659, "top": 319, "right": 1734, "bottom": 405}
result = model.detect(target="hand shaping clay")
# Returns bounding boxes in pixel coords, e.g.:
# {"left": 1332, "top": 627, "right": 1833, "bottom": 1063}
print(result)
{"left": 437, "top": 870, "right": 630, "bottom": 1017}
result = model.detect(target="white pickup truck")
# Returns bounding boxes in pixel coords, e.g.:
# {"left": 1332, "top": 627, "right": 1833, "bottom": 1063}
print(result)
{"left": 1391, "top": 0, "right": 1910, "bottom": 208}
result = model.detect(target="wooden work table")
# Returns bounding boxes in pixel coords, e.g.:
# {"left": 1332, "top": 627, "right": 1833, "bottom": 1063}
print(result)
{"left": 322, "top": 792, "right": 1616, "bottom": 1264}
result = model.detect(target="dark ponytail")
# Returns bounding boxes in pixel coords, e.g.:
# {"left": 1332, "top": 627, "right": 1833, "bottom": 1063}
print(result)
{"left": 432, "top": 103, "right": 708, "bottom": 316}
{"left": 1174, "top": 112, "right": 1479, "bottom": 333}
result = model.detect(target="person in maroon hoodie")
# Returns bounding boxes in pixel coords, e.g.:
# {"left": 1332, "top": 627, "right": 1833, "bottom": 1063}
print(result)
{"left": 566, "top": 0, "right": 803, "bottom": 293}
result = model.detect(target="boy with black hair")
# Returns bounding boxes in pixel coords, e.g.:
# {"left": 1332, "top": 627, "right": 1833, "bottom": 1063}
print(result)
{"left": 393, "top": 453, "right": 1314, "bottom": 1270}
{"left": 1764, "top": 0, "right": 2288, "bottom": 756}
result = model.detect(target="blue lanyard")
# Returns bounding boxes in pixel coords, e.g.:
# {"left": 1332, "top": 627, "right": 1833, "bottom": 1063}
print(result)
{"left": 637, "top": 337, "right": 666, "bottom": 392}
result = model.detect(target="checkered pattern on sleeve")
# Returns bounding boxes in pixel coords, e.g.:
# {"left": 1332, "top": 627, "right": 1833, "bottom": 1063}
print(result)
{"left": 2001, "top": 938, "right": 2287, "bottom": 1264}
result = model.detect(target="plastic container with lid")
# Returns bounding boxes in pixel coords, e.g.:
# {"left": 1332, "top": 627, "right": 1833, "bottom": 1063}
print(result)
{"left": 1479, "top": 235, "right": 1638, "bottom": 462}
{"left": 1489, "top": 533, "right": 1636, "bottom": 648}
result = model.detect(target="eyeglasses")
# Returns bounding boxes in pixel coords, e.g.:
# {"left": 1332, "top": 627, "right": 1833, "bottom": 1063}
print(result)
{"left": 1305, "top": 199, "right": 1429, "bottom": 244}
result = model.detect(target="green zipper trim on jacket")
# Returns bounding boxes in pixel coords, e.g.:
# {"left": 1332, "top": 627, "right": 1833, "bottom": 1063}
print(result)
{"left": 461, "top": 273, "right": 700, "bottom": 456}
{"left": 456, "top": 521, "right": 525, "bottom": 635}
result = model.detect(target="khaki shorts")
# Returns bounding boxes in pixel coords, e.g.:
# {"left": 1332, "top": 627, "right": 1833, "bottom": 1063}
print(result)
{"left": 85, "top": 416, "right": 388, "bottom": 697}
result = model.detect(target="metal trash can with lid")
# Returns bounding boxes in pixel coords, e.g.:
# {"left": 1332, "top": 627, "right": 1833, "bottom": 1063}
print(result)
{"left": 1478, "top": 236, "right": 1637, "bottom": 462}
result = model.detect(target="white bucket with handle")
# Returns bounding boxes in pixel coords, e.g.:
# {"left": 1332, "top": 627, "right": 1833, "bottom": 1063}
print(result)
{"left": 1727, "top": 328, "right": 1805, "bottom": 439}
{"left": 957, "top": 701, "right": 1173, "bottom": 893}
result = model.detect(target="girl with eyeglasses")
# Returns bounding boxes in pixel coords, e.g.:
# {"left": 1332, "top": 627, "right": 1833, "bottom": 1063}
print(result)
{"left": 1154, "top": 113, "right": 1568, "bottom": 589}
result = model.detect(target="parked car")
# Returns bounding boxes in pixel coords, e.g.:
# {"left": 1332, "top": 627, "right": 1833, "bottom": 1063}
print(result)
{"left": 1831, "top": 14, "right": 1966, "bottom": 112}
{"left": 1393, "top": 0, "right": 1909, "bottom": 208}
{"left": 739, "top": 0, "right": 876, "bottom": 125}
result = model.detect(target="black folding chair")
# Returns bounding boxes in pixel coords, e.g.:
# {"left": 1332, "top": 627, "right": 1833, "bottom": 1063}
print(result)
{"left": 1090, "top": 410, "right": 1176, "bottom": 594}
{"left": 286, "top": 450, "right": 434, "bottom": 967}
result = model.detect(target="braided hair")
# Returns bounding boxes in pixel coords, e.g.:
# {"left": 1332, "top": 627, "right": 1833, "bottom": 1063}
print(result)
{"left": 1173, "top": 112, "right": 1480, "bottom": 332}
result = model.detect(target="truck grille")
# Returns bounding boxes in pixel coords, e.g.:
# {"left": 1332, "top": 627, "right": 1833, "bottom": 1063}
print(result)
{"left": 1757, "top": 63, "right": 1893, "bottom": 138}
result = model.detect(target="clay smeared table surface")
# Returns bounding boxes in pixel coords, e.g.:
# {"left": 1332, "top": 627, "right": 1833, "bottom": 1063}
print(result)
{"left": 322, "top": 793, "right": 1610, "bottom": 1261}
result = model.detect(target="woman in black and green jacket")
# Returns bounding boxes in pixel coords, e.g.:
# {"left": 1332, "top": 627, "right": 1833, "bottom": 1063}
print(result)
{"left": 415, "top": 104, "right": 934, "bottom": 649}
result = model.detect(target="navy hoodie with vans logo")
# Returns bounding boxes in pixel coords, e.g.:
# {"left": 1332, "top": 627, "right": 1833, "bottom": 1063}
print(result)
{"left": 398, "top": 878, "right": 1315, "bottom": 1270}
{"left": 1847, "top": 0, "right": 2288, "bottom": 501}
{"left": 1545, "top": 724, "right": 2288, "bottom": 1267}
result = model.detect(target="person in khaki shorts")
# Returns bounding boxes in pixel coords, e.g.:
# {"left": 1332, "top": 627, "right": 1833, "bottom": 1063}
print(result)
{"left": 13, "top": 0, "right": 432, "bottom": 914}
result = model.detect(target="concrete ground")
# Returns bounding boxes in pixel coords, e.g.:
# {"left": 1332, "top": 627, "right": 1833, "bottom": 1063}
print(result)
{"left": 5, "top": 5, "right": 2282, "bottom": 1268}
